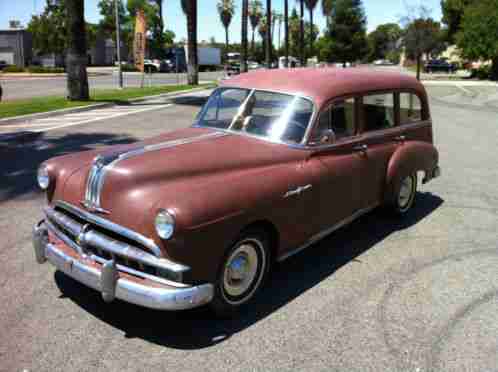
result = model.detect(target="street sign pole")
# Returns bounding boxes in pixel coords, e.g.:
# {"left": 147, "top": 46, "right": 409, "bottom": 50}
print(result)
{"left": 114, "top": 0, "right": 123, "bottom": 89}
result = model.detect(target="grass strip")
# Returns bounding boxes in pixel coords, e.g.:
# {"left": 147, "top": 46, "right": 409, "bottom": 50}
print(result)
{"left": 0, "top": 84, "right": 213, "bottom": 119}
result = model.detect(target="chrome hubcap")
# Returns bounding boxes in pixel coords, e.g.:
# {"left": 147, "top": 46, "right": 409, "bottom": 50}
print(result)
{"left": 398, "top": 176, "right": 414, "bottom": 209}
{"left": 223, "top": 242, "right": 260, "bottom": 298}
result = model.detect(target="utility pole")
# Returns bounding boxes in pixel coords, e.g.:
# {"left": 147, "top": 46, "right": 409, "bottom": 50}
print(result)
{"left": 114, "top": 0, "right": 123, "bottom": 88}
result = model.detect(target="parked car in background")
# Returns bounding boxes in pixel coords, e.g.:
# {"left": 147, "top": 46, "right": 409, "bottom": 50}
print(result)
{"left": 0, "top": 60, "right": 9, "bottom": 70}
{"left": 33, "top": 68, "right": 440, "bottom": 317}
{"left": 373, "top": 59, "right": 395, "bottom": 66}
{"left": 424, "top": 59, "right": 457, "bottom": 73}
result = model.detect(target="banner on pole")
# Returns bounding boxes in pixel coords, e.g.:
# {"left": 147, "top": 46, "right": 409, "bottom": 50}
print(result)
{"left": 134, "top": 9, "right": 147, "bottom": 73}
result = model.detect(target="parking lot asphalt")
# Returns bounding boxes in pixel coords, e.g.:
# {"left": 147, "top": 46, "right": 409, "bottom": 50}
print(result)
{"left": 0, "top": 84, "right": 497, "bottom": 371}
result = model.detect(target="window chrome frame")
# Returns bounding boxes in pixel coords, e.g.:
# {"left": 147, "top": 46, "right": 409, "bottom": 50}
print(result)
{"left": 192, "top": 86, "right": 318, "bottom": 149}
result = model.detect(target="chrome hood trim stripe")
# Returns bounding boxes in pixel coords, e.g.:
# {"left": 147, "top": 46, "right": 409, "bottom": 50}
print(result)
{"left": 83, "top": 131, "right": 228, "bottom": 212}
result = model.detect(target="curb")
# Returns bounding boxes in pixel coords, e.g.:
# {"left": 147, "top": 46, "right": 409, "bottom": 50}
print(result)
{"left": 0, "top": 85, "right": 214, "bottom": 126}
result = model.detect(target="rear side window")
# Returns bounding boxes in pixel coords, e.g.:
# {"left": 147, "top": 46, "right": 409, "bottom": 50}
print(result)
{"left": 400, "top": 93, "right": 422, "bottom": 123}
{"left": 311, "top": 98, "right": 355, "bottom": 143}
{"left": 363, "top": 93, "right": 395, "bottom": 132}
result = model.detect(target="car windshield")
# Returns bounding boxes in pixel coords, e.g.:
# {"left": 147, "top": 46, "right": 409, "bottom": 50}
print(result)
{"left": 195, "top": 88, "right": 314, "bottom": 144}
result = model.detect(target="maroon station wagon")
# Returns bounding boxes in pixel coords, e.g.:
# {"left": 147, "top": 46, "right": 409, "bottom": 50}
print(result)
{"left": 33, "top": 68, "right": 440, "bottom": 316}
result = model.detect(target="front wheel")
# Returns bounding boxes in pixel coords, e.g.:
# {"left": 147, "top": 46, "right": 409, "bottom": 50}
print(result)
{"left": 391, "top": 173, "right": 418, "bottom": 215}
{"left": 210, "top": 229, "right": 270, "bottom": 317}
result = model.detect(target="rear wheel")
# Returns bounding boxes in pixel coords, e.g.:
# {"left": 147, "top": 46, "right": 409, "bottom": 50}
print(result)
{"left": 391, "top": 173, "right": 418, "bottom": 215}
{"left": 210, "top": 229, "right": 270, "bottom": 317}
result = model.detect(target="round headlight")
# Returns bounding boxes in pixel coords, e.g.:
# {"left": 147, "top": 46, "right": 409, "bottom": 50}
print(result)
{"left": 155, "top": 210, "right": 175, "bottom": 240}
{"left": 37, "top": 164, "right": 50, "bottom": 190}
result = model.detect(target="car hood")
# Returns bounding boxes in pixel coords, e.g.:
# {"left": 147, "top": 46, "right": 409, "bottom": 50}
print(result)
{"left": 57, "top": 127, "right": 306, "bottom": 243}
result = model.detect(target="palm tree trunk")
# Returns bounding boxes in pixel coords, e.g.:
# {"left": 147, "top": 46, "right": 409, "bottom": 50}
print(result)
{"left": 309, "top": 8, "right": 314, "bottom": 58}
{"left": 66, "top": 0, "right": 89, "bottom": 100}
{"left": 492, "top": 56, "right": 498, "bottom": 81}
{"left": 156, "top": 0, "right": 164, "bottom": 58}
{"left": 265, "top": 0, "right": 272, "bottom": 68}
{"left": 299, "top": 0, "right": 305, "bottom": 66}
{"left": 186, "top": 0, "right": 198, "bottom": 85}
{"left": 284, "top": 0, "right": 289, "bottom": 67}
{"left": 241, "top": 0, "right": 248, "bottom": 73}
{"left": 416, "top": 54, "right": 421, "bottom": 81}
{"left": 251, "top": 28, "right": 255, "bottom": 58}
{"left": 225, "top": 27, "right": 229, "bottom": 64}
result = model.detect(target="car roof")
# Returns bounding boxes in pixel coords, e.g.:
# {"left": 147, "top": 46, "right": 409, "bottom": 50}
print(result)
{"left": 221, "top": 67, "right": 426, "bottom": 108}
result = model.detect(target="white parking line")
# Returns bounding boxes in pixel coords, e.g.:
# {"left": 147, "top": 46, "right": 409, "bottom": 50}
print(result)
{"left": 0, "top": 103, "right": 173, "bottom": 132}
{"left": 30, "top": 104, "right": 173, "bottom": 132}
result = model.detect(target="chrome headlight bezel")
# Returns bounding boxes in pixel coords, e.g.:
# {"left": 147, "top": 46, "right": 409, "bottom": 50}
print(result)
{"left": 155, "top": 209, "right": 175, "bottom": 240}
{"left": 37, "top": 164, "right": 50, "bottom": 190}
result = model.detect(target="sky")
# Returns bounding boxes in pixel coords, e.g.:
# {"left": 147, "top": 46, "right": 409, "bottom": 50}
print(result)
{"left": 1, "top": 0, "right": 443, "bottom": 43}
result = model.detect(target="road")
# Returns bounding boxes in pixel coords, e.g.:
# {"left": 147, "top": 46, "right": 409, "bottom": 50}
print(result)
{"left": 0, "top": 71, "right": 223, "bottom": 100}
{"left": 0, "top": 84, "right": 497, "bottom": 371}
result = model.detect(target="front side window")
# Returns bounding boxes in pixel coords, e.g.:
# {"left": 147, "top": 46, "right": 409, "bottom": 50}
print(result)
{"left": 311, "top": 98, "right": 355, "bottom": 144}
{"left": 363, "top": 93, "right": 395, "bottom": 132}
{"left": 196, "top": 88, "right": 314, "bottom": 144}
{"left": 400, "top": 93, "right": 422, "bottom": 123}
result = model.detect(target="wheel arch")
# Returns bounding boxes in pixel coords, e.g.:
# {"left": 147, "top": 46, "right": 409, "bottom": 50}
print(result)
{"left": 239, "top": 219, "right": 280, "bottom": 264}
{"left": 384, "top": 141, "right": 438, "bottom": 203}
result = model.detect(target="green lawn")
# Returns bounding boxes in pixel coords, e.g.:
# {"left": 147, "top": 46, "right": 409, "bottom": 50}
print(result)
{"left": 0, "top": 84, "right": 213, "bottom": 119}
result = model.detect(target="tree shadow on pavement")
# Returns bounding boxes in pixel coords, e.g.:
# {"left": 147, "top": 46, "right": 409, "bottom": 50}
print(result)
{"left": 0, "top": 131, "right": 138, "bottom": 202}
{"left": 55, "top": 192, "right": 444, "bottom": 350}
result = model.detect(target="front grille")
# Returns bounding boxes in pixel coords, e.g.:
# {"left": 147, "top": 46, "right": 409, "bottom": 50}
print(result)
{"left": 44, "top": 202, "right": 189, "bottom": 285}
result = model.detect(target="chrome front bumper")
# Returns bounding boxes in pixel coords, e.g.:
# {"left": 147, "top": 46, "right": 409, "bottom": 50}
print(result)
{"left": 33, "top": 221, "right": 214, "bottom": 311}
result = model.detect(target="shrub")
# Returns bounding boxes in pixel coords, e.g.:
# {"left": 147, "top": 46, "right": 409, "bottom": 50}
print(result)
{"left": 471, "top": 65, "right": 491, "bottom": 80}
{"left": 121, "top": 63, "right": 138, "bottom": 72}
{"left": 27, "top": 66, "right": 65, "bottom": 73}
{"left": 2, "top": 65, "right": 25, "bottom": 73}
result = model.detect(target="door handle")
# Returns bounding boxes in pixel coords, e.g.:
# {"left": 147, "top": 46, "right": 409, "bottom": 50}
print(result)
{"left": 284, "top": 184, "right": 312, "bottom": 198}
{"left": 353, "top": 144, "right": 368, "bottom": 152}
{"left": 394, "top": 135, "right": 406, "bottom": 142}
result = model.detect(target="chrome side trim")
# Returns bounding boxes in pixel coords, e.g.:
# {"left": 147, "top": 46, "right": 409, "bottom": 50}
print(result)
{"left": 56, "top": 200, "right": 162, "bottom": 257}
{"left": 277, "top": 204, "right": 379, "bottom": 262}
{"left": 83, "top": 132, "right": 228, "bottom": 212}
{"left": 283, "top": 184, "right": 312, "bottom": 198}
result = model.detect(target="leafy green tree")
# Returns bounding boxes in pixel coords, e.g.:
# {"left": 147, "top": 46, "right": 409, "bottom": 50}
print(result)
{"left": 28, "top": 0, "right": 96, "bottom": 58}
{"left": 288, "top": 7, "right": 318, "bottom": 60}
{"left": 456, "top": 0, "right": 498, "bottom": 79}
{"left": 326, "top": 0, "right": 368, "bottom": 65}
{"left": 402, "top": 7, "right": 445, "bottom": 80}
{"left": 441, "top": 0, "right": 475, "bottom": 42}
{"left": 367, "top": 23, "right": 402, "bottom": 62}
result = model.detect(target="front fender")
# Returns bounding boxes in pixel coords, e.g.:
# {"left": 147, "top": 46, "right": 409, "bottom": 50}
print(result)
{"left": 385, "top": 141, "right": 438, "bottom": 203}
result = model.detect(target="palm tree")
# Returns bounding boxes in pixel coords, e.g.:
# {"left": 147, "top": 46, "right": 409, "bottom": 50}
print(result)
{"left": 66, "top": 0, "right": 89, "bottom": 100}
{"left": 153, "top": 0, "right": 165, "bottom": 57}
{"left": 284, "top": 0, "right": 289, "bottom": 67}
{"left": 299, "top": 0, "right": 304, "bottom": 66}
{"left": 217, "top": 0, "right": 236, "bottom": 66}
{"left": 258, "top": 15, "right": 268, "bottom": 54}
{"left": 249, "top": 0, "right": 263, "bottom": 55}
{"left": 322, "top": 0, "right": 334, "bottom": 28}
{"left": 181, "top": 0, "right": 198, "bottom": 85}
{"left": 304, "top": 0, "right": 318, "bottom": 57}
{"left": 241, "top": 0, "right": 249, "bottom": 72}
{"left": 265, "top": 0, "right": 272, "bottom": 68}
